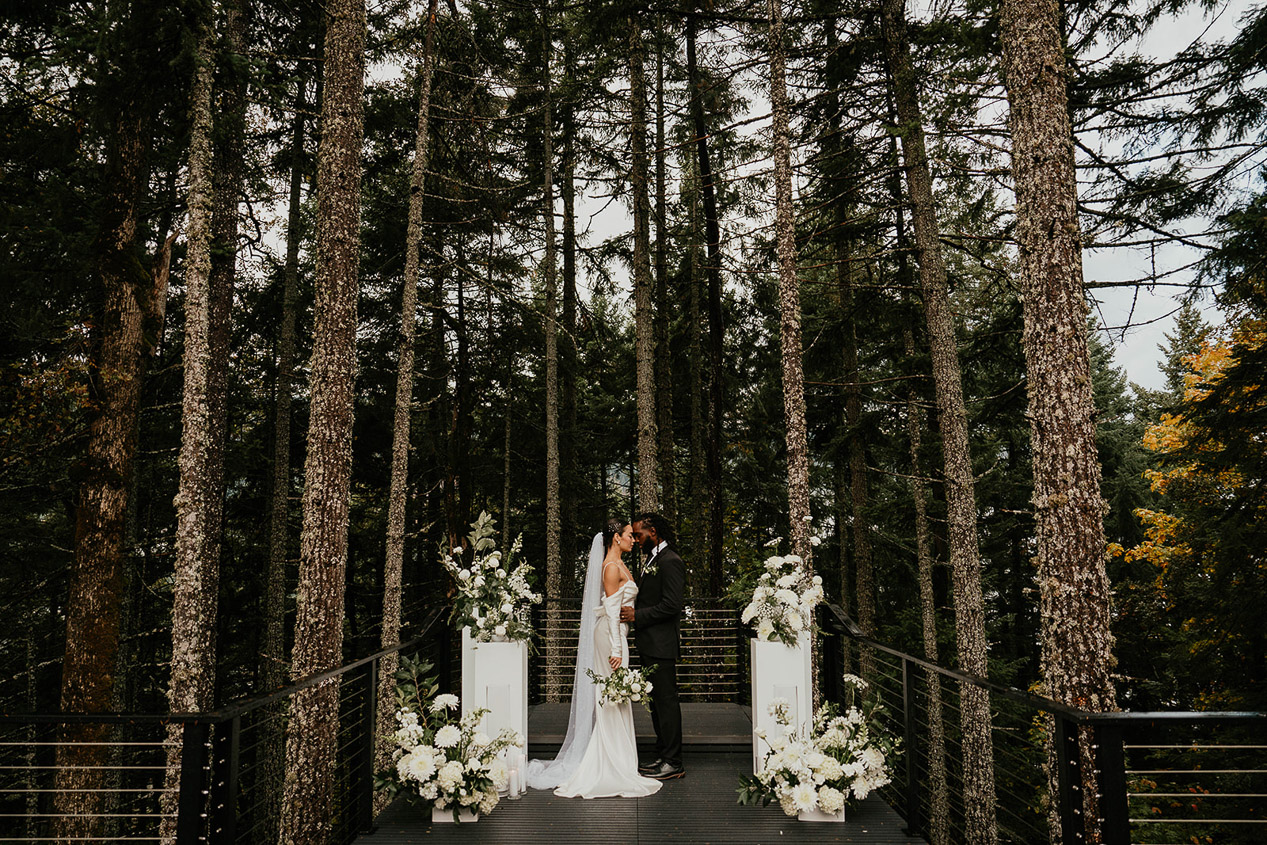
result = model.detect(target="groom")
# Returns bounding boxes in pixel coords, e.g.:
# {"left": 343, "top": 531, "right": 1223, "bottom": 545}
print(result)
{"left": 621, "top": 512, "right": 686, "bottom": 780}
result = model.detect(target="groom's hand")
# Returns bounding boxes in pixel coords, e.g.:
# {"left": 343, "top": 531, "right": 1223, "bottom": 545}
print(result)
{"left": 620, "top": 606, "right": 635, "bottom": 623}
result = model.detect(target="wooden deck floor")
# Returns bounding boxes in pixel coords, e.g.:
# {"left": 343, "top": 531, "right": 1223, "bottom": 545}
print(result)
{"left": 357, "top": 705, "right": 923, "bottom": 844}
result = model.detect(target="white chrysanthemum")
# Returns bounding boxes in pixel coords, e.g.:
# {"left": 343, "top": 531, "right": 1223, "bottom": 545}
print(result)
{"left": 790, "top": 781, "right": 818, "bottom": 812}
{"left": 862, "top": 746, "right": 886, "bottom": 772}
{"left": 818, "top": 785, "right": 845, "bottom": 814}
{"left": 786, "top": 610, "right": 803, "bottom": 631}
{"left": 741, "top": 603, "right": 758, "bottom": 624}
{"left": 434, "top": 725, "right": 461, "bottom": 748}
{"left": 775, "top": 588, "right": 798, "bottom": 606}
{"left": 756, "top": 618, "right": 775, "bottom": 640}
{"left": 431, "top": 693, "right": 460, "bottom": 712}
{"left": 776, "top": 573, "right": 797, "bottom": 589}
{"left": 851, "top": 777, "right": 871, "bottom": 800}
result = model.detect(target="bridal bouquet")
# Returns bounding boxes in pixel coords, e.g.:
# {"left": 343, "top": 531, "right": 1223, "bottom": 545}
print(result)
{"left": 443, "top": 511, "right": 541, "bottom": 642}
{"left": 738, "top": 675, "right": 898, "bottom": 818}
{"left": 384, "top": 655, "right": 524, "bottom": 820}
{"left": 585, "top": 665, "right": 655, "bottom": 709}
{"left": 740, "top": 553, "right": 824, "bottom": 646}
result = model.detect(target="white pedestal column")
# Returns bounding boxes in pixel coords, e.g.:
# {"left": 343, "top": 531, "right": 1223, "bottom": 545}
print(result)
{"left": 749, "top": 633, "right": 812, "bottom": 774}
{"left": 460, "top": 627, "right": 528, "bottom": 746}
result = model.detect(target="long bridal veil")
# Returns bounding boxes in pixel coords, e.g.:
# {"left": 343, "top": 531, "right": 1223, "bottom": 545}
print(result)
{"left": 525, "top": 532, "right": 604, "bottom": 789}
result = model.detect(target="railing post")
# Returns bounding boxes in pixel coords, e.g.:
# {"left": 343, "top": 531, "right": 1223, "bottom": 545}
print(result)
{"left": 1055, "top": 713, "right": 1085, "bottom": 845}
{"left": 356, "top": 658, "right": 379, "bottom": 834}
{"left": 175, "top": 721, "right": 211, "bottom": 845}
{"left": 207, "top": 715, "right": 240, "bottom": 845}
{"left": 902, "top": 657, "right": 923, "bottom": 838}
{"left": 1094, "top": 721, "right": 1129, "bottom": 845}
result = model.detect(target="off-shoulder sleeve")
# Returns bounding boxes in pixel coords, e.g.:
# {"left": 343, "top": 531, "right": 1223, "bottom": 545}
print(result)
{"left": 601, "top": 591, "right": 623, "bottom": 658}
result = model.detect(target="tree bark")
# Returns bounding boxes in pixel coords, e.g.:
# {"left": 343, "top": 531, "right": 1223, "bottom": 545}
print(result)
{"left": 998, "top": 0, "right": 1118, "bottom": 838}
{"left": 904, "top": 325, "right": 950, "bottom": 845}
{"left": 257, "top": 79, "right": 305, "bottom": 845}
{"left": 653, "top": 24, "right": 675, "bottom": 525}
{"left": 160, "top": 15, "right": 219, "bottom": 840}
{"left": 53, "top": 88, "right": 156, "bottom": 844}
{"left": 628, "top": 13, "right": 659, "bottom": 513}
{"left": 560, "top": 38, "right": 579, "bottom": 586}
{"left": 376, "top": 0, "right": 438, "bottom": 801}
{"left": 687, "top": 13, "right": 725, "bottom": 594}
{"left": 542, "top": 6, "right": 563, "bottom": 702}
{"left": 880, "top": 0, "right": 998, "bottom": 839}
{"left": 279, "top": 0, "right": 365, "bottom": 838}
{"left": 686, "top": 158, "right": 707, "bottom": 593}
{"left": 767, "top": 0, "right": 811, "bottom": 562}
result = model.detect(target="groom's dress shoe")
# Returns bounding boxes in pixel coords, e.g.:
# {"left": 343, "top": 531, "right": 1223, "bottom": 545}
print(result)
{"left": 638, "top": 758, "right": 663, "bottom": 774}
{"left": 647, "top": 761, "right": 685, "bottom": 780}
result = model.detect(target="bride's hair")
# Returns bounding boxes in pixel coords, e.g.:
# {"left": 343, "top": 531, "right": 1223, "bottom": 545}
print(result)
{"left": 601, "top": 518, "right": 627, "bottom": 551}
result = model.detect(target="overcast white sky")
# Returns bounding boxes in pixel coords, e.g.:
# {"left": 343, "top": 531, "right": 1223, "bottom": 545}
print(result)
{"left": 1080, "top": 1, "right": 1255, "bottom": 390}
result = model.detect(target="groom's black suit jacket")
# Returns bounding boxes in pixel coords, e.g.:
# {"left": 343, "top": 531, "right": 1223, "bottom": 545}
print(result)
{"left": 633, "top": 546, "right": 686, "bottom": 661}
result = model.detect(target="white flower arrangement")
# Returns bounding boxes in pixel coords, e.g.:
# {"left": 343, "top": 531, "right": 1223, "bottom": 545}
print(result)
{"left": 442, "top": 511, "right": 541, "bottom": 642}
{"left": 739, "top": 675, "right": 898, "bottom": 818}
{"left": 740, "top": 554, "right": 824, "bottom": 646}
{"left": 382, "top": 654, "right": 524, "bottom": 821}
{"left": 584, "top": 665, "right": 656, "bottom": 709}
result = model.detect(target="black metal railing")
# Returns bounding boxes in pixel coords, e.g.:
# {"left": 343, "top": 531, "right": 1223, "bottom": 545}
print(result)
{"left": 532, "top": 597, "right": 743, "bottom": 703}
{"left": 818, "top": 604, "right": 1267, "bottom": 845}
{"left": 0, "top": 608, "right": 449, "bottom": 844}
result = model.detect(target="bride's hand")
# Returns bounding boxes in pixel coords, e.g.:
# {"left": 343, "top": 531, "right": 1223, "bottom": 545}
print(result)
{"left": 609, "top": 655, "right": 622, "bottom": 669}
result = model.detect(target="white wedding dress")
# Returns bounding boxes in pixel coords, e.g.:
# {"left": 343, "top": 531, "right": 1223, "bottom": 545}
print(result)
{"left": 554, "top": 577, "right": 662, "bottom": 799}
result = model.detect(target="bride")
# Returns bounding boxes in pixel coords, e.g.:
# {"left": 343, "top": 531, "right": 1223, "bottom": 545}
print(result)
{"left": 526, "top": 519, "right": 662, "bottom": 799}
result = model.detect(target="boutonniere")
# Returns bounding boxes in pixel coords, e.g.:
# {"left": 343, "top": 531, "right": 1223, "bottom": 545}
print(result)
{"left": 643, "top": 556, "right": 659, "bottom": 577}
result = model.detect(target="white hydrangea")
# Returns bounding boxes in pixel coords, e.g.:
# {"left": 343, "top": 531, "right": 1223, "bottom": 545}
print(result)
{"left": 818, "top": 785, "right": 845, "bottom": 814}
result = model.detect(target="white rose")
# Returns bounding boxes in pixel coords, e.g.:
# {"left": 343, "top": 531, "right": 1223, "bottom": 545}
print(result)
{"left": 494, "top": 624, "right": 506, "bottom": 637}
{"left": 457, "top": 569, "right": 471, "bottom": 581}
{"left": 630, "top": 682, "right": 641, "bottom": 692}
{"left": 812, "top": 575, "right": 823, "bottom": 586}
{"left": 501, "top": 602, "right": 513, "bottom": 614}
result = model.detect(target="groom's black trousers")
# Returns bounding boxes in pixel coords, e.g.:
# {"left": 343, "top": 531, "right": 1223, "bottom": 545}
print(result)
{"left": 646, "top": 659, "right": 682, "bottom": 766}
